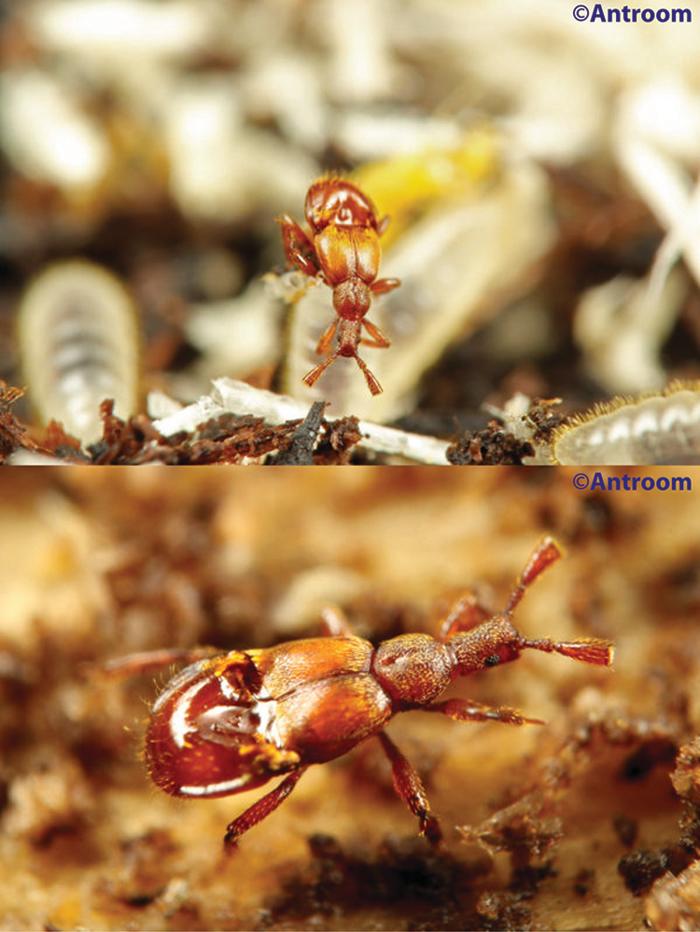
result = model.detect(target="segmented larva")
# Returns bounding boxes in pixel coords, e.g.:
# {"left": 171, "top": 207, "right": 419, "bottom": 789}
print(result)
{"left": 18, "top": 260, "right": 140, "bottom": 446}
{"left": 551, "top": 382, "right": 700, "bottom": 465}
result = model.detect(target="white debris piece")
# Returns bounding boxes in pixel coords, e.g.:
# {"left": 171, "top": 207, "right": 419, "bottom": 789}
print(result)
{"left": 0, "top": 70, "right": 109, "bottom": 189}
{"left": 271, "top": 567, "right": 367, "bottom": 634}
{"left": 28, "top": 0, "right": 212, "bottom": 61}
{"left": 616, "top": 80, "right": 700, "bottom": 292}
{"left": 574, "top": 270, "right": 685, "bottom": 395}
{"left": 163, "top": 78, "right": 316, "bottom": 221}
{"left": 151, "top": 378, "right": 450, "bottom": 464}
{"left": 185, "top": 282, "right": 284, "bottom": 381}
{"left": 146, "top": 391, "right": 183, "bottom": 420}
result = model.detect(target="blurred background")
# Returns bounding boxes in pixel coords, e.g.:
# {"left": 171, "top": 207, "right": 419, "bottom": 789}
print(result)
{"left": 3, "top": 0, "right": 700, "bottom": 446}
{"left": 0, "top": 467, "right": 699, "bottom": 929}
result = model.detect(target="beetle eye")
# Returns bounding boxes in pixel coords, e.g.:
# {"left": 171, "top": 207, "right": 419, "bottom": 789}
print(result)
{"left": 484, "top": 654, "right": 501, "bottom": 667}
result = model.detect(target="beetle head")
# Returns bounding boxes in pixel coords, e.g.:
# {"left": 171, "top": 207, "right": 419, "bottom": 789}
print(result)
{"left": 305, "top": 178, "right": 378, "bottom": 232}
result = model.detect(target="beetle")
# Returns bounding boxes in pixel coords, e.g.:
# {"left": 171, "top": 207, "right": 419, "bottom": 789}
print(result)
{"left": 276, "top": 177, "right": 401, "bottom": 396}
{"left": 111, "top": 538, "right": 613, "bottom": 850}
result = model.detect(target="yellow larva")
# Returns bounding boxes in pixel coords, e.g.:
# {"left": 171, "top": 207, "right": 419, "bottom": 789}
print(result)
{"left": 18, "top": 260, "right": 140, "bottom": 446}
{"left": 551, "top": 382, "right": 700, "bottom": 465}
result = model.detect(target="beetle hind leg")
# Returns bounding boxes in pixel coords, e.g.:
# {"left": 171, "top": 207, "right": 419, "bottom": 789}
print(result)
{"left": 99, "top": 646, "right": 220, "bottom": 680}
{"left": 223, "top": 767, "right": 308, "bottom": 851}
{"left": 377, "top": 732, "right": 442, "bottom": 847}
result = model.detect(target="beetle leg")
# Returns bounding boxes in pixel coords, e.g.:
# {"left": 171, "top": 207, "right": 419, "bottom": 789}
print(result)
{"left": 276, "top": 215, "right": 321, "bottom": 277}
{"left": 223, "top": 767, "right": 308, "bottom": 851}
{"left": 377, "top": 732, "right": 442, "bottom": 847}
{"left": 439, "top": 590, "right": 491, "bottom": 641}
{"left": 360, "top": 318, "right": 391, "bottom": 349}
{"left": 99, "top": 647, "right": 220, "bottom": 680}
{"left": 370, "top": 277, "right": 401, "bottom": 296}
{"left": 425, "top": 698, "right": 545, "bottom": 727}
{"left": 315, "top": 319, "right": 338, "bottom": 356}
{"left": 319, "top": 606, "right": 354, "bottom": 637}
{"left": 376, "top": 215, "right": 391, "bottom": 236}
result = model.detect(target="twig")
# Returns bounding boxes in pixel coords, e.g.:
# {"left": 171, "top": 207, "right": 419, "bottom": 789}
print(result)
{"left": 150, "top": 379, "right": 450, "bottom": 465}
{"left": 266, "top": 401, "right": 326, "bottom": 465}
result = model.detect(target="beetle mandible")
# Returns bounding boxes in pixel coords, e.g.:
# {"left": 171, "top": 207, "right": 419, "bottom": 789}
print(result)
{"left": 276, "top": 177, "right": 400, "bottom": 396}
{"left": 113, "top": 538, "right": 613, "bottom": 849}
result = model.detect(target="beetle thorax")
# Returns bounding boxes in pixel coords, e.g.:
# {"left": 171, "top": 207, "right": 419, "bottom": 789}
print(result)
{"left": 372, "top": 634, "right": 453, "bottom": 707}
{"left": 334, "top": 281, "right": 371, "bottom": 321}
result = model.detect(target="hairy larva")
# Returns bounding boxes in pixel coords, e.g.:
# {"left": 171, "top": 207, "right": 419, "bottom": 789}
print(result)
{"left": 551, "top": 382, "right": 700, "bottom": 465}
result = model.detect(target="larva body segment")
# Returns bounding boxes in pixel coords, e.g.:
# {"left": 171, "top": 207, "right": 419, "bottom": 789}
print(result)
{"left": 18, "top": 260, "right": 140, "bottom": 446}
{"left": 551, "top": 383, "right": 700, "bottom": 465}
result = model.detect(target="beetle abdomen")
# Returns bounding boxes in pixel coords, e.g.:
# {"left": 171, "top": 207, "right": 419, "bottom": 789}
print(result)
{"left": 252, "top": 636, "right": 374, "bottom": 697}
{"left": 146, "top": 701, "right": 273, "bottom": 799}
{"left": 146, "top": 656, "right": 297, "bottom": 799}
{"left": 274, "top": 673, "right": 392, "bottom": 763}
{"left": 315, "top": 227, "right": 380, "bottom": 286}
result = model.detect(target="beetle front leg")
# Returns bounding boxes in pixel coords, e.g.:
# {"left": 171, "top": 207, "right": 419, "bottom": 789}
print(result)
{"left": 223, "top": 767, "right": 308, "bottom": 851}
{"left": 276, "top": 215, "right": 321, "bottom": 278}
{"left": 425, "top": 698, "right": 544, "bottom": 727}
{"left": 377, "top": 732, "right": 442, "bottom": 846}
{"left": 376, "top": 216, "right": 391, "bottom": 236}
{"left": 438, "top": 590, "right": 491, "bottom": 640}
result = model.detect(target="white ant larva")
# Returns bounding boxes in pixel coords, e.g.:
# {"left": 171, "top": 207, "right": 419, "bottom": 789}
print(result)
{"left": 18, "top": 260, "right": 140, "bottom": 447}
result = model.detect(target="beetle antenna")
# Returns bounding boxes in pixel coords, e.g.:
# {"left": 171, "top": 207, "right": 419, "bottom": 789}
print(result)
{"left": 505, "top": 537, "right": 562, "bottom": 614}
{"left": 505, "top": 538, "right": 614, "bottom": 667}
{"left": 353, "top": 353, "right": 383, "bottom": 395}
{"left": 303, "top": 353, "right": 339, "bottom": 388}
{"left": 518, "top": 636, "right": 614, "bottom": 667}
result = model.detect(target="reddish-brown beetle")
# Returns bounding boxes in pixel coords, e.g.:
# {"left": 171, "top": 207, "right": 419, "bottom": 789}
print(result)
{"left": 111, "top": 538, "right": 612, "bottom": 849}
{"left": 277, "top": 177, "right": 400, "bottom": 396}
